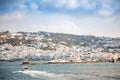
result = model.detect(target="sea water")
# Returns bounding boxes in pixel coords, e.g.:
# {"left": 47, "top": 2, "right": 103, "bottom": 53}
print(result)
{"left": 0, "top": 61, "right": 120, "bottom": 80}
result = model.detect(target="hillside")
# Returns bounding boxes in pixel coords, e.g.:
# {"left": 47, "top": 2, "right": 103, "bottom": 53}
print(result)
{"left": 0, "top": 31, "right": 120, "bottom": 53}
{"left": 0, "top": 31, "right": 120, "bottom": 61}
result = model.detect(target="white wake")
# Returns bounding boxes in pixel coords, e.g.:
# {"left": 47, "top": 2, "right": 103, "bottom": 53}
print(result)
{"left": 13, "top": 70, "right": 65, "bottom": 80}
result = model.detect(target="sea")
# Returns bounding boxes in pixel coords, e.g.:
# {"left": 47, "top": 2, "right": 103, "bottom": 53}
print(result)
{"left": 0, "top": 61, "right": 120, "bottom": 80}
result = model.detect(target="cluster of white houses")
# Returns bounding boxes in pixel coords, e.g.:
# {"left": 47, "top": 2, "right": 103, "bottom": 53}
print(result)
{"left": 0, "top": 32, "right": 120, "bottom": 62}
{"left": 0, "top": 43, "right": 120, "bottom": 62}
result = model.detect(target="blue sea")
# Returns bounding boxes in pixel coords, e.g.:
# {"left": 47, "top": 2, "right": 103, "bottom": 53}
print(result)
{"left": 0, "top": 61, "right": 120, "bottom": 80}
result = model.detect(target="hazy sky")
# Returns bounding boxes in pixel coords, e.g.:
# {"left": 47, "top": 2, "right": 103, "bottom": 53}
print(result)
{"left": 0, "top": 0, "right": 120, "bottom": 37}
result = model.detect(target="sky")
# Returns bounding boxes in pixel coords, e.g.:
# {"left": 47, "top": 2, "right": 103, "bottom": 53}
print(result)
{"left": 0, "top": 0, "right": 120, "bottom": 37}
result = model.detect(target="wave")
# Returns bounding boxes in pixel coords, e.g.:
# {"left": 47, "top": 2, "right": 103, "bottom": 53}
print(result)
{"left": 13, "top": 70, "right": 64, "bottom": 80}
{"left": 14, "top": 70, "right": 105, "bottom": 80}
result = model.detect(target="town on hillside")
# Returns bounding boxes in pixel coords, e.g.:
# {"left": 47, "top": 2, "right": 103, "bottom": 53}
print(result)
{"left": 0, "top": 31, "right": 120, "bottom": 63}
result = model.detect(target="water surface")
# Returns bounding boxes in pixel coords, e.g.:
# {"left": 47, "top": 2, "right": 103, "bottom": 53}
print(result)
{"left": 0, "top": 61, "right": 120, "bottom": 80}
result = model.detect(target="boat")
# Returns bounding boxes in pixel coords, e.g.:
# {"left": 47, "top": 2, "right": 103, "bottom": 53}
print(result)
{"left": 22, "top": 60, "right": 30, "bottom": 71}
{"left": 22, "top": 65, "right": 29, "bottom": 71}
{"left": 22, "top": 61, "right": 30, "bottom": 64}
{"left": 9, "top": 59, "right": 15, "bottom": 62}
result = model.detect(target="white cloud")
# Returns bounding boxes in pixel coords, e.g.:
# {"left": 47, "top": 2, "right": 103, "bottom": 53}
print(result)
{"left": 41, "top": 0, "right": 97, "bottom": 9}
{"left": 29, "top": 2, "right": 41, "bottom": 14}
{"left": 98, "top": 9, "right": 113, "bottom": 16}
{"left": 0, "top": 11, "right": 26, "bottom": 21}
{"left": 76, "top": 15, "right": 120, "bottom": 37}
{"left": 55, "top": 0, "right": 91, "bottom": 9}
{"left": 0, "top": 0, "right": 120, "bottom": 37}
{"left": 66, "top": 0, "right": 79, "bottom": 8}
{"left": 40, "top": 0, "right": 119, "bottom": 16}
{"left": 1, "top": 13, "right": 120, "bottom": 37}
{"left": 45, "top": 20, "right": 78, "bottom": 34}
{"left": 80, "top": 0, "right": 96, "bottom": 10}
{"left": 98, "top": 0, "right": 116, "bottom": 16}
{"left": 41, "top": 0, "right": 79, "bottom": 9}
{"left": 30, "top": 2, "right": 38, "bottom": 10}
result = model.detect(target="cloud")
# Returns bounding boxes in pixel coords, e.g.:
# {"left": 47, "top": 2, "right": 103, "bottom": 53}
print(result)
{"left": 0, "top": 0, "right": 120, "bottom": 37}
{"left": 61, "top": 0, "right": 79, "bottom": 9}
{"left": 66, "top": 0, "right": 79, "bottom": 8}
{"left": 30, "top": 1, "right": 38, "bottom": 10}
{"left": 39, "top": 0, "right": 119, "bottom": 16}
{"left": 0, "top": 11, "right": 26, "bottom": 21}
{"left": 98, "top": 9, "right": 113, "bottom": 16}
{"left": 97, "top": 0, "right": 114, "bottom": 16}
{"left": 42, "top": 0, "right": 95, "bottom": 9}
{"left": 80, "top": 0, "right": 96, "bottom": 10}
{"left": 1, "top": 13, "right": 120, "bottom": 37}
{"left": 75, "top": 15, "right": 120, "bottom": 37}
{"left": 41, "top": 0, "right": 79, "bottom": 9}
{"left": 29, "top": 1, "right": 41, "bottom": 14}
{"left": 0, "top": 0, "right": 119, "bottom": 16}
{"left": 45, "top": 20, "right": 78, "bottom": 34}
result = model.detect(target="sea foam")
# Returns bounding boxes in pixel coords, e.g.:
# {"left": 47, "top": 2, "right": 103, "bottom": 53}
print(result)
{"left": 13, "top": 70, "right": 64, "bottom": 80}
